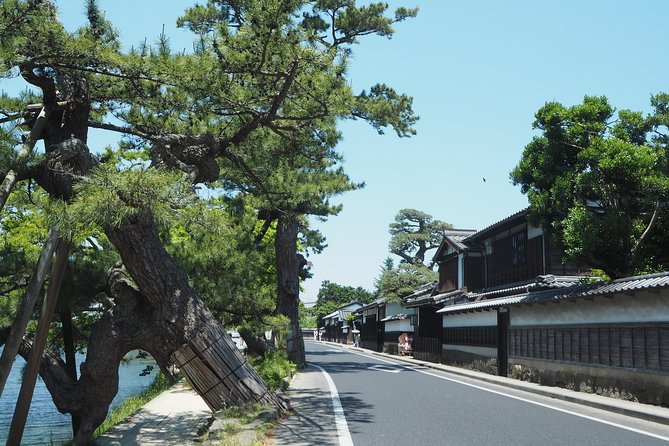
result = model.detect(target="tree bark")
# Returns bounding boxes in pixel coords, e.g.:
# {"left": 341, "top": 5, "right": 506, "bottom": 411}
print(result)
{"left": 274, "top": 213, "right": 305, "bottom": 367}
{"left": 58, "top": 306, "right": 81, "bottom": 435}
{"left": 105, "top": 218, "right": 286, "bottom": 409}
{"left": 5, "top": 68, "right": 285, "bottom": 444}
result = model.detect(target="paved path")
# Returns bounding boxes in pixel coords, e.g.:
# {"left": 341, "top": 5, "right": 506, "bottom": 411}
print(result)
{"left": 271, "top": 341, "right": 669, "bottom": 446}
{"left": 95, "top": 381, "right": 211, "bottom": 446}
{"left": 271, "top": 364, "right": 340, "bottom": 446}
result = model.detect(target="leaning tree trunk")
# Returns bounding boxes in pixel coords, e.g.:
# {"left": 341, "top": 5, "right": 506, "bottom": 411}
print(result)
{"left": 105, "top": 218, "right": 286, "bottom": 415}
{"left": 21, "top": 219, "right": 287, "bottom": 445}
{"left": 274, "top": 213, "right": 305, "bottom": 367}
{"left": 12, "top": 69, "right": 285, "bottom": 444}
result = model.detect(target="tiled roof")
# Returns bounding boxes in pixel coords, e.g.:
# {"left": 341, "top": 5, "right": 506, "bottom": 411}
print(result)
{"left": 466, "top": 275, "right": 584, "bottom": 300}
{"left": 437, "top": 271, "right": 669, "bottom": 314}
{"left": 444, "top": 229, "right": 477, "bottom": 251}
{"left": 357, "top": 297, "right": 386, "bottom": 312}
{"left": 380, "top": 313, "right": 410, "bottom": 322}
{"left": 324, "top": 310, "right": 339, "bottom": 319}
{"left": 403, "top": 282, "right": 435, "bottom": 299}
{"left": 432, "top": 288, "right": 468, "bottom": 305}
{"left": 432, "top": 229, "right": 478, "bottom": 262}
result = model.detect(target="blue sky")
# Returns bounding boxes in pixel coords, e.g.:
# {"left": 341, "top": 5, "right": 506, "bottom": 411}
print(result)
{"left": 6, "top": 1, "right": 669, "bottom": 305}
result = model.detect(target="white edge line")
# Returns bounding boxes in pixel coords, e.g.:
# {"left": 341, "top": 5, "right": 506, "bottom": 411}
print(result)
{"left": 320, "top": 342, "right": 669, "bottom": 443}
{"left": 310, "top": 362, "right": 354, "bottom": 446}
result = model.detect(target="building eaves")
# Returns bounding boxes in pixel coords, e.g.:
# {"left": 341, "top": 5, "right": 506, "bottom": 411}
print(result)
{"left": 431, "top": 288, "right": 468, "bottom": 305}
{"left": 324, "top": 310, "right": 340, "bottom": 319}
{"left": 432, "top": 229, "right": 478, "bottom": 262}
{"left": 380, "top": 313, "right": 409, "bottom": 322}
{"left": 464, "top": 208, "right": 529, "bottom": 242}
{"left": 357, "top": 297, "right": 387, "bottom": 312}
{"left": 465, "top": 275, "right": 585, "bottom": 301}
{"left": 437, "top": 271, "right": 669, "bottom": 314}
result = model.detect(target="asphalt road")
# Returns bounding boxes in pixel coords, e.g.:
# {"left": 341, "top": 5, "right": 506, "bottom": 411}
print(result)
{"left": 304, "top": 340, "right": 669, "bottom": 446}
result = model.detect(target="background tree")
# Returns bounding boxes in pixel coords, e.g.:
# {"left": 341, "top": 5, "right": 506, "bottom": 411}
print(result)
{"left": 375, "top": 262, "right": 436, "bottom": 303}
{"left": 389, "top": 208, "right": 451, "bottom": 267}
{"left": 511, "top": 95, "right": 669, "bottom": 278}
{"left": 314, "top": 280, "right": 374, "bottom": 327}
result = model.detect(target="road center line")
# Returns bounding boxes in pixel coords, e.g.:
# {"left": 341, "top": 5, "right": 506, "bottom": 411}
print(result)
{"left": 310, "top": 362, "right": 354, "bottom": 446}
{"left": 322, "top": 343, "right": 669, "bottom": 443}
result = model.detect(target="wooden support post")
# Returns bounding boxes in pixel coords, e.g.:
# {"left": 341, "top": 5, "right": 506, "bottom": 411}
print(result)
{"left": 6, "top": 238, "right": 70, "bottom": 446}
{"left": 0, "top": 228, "right": 59, "bottom": 397}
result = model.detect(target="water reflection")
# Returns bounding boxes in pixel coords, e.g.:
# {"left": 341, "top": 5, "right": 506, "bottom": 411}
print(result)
{"left": 0, "top": 348, "right": 156, "bottom": 445}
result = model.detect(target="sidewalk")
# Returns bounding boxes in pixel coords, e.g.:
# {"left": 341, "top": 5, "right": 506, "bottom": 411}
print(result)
{"left": 95, "top": 380, "right": 211, "bottom": 446}
{"left": 271, "top": 365, "right": 340, "bottom": 446}
{"left": 323, "top": 340, "right": 669, "bottom": 426}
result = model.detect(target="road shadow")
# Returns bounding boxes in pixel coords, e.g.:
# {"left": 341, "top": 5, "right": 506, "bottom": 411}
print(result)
{"left": 272, "top": 365, "right": 375, "bottom": 445}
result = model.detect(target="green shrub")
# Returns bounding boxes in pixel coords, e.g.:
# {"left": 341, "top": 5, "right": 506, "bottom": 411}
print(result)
{"left": 248, "top": 351, "right": 296, "bottom": 392}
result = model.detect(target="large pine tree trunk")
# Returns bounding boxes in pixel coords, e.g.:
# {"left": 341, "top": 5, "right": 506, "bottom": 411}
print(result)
{"left": 274, "top": 213, "right": 305, "bottom": 366}
{"left": 105, "top": 218, "right": 286, "bottom": 412}
{"left": 22, "top": 220, "right": 286, "bottom": 445}
{"left": 12, "top": 70, "right": 285, "bottom": 444}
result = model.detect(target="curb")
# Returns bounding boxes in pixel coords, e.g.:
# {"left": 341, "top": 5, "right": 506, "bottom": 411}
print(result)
{"left": 316, "top": 340, "right": 669, "bottom": 426}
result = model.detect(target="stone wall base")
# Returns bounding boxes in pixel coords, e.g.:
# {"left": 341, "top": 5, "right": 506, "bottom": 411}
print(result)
{"left": 509, "top": 357, "right": 669, "bottom": 407}
{"left": 441, "top": 349, "right": 498, "bottom": 376}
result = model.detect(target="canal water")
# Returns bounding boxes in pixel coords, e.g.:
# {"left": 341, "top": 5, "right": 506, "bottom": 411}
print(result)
{"left": 0, "top": 348, "right": 157, "bottom": 445}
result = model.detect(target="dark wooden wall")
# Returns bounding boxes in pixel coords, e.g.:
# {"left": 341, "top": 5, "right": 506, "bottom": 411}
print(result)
{"left": 509, "top": 324, "right": 669, "bottom": 373}
{"left": 465, "top": 256, "right": 484, "bottom": 291}
{"left": 486, "top": 232, "right": 543, "bottom": 287}
{"left": 443, "top": 326, "right": 497, "bottom": 347}
{"left": 360, "top": 314, "right": 379, "bottom": 351}
{"left": 418, "top": 306, "right": 441, "bottom": 338}
{"left": 438, "top": 257, "right": 458, "bottom": 293}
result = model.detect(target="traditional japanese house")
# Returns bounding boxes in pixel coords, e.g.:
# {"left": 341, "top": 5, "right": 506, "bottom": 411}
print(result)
{"left": 380, "top": 301, "right": 416, "bottom": 354}
{"left": 322, "top": 301, "right": 362, "bottom": 343}
{"left": 356, "top": 298, "right": 386, "bottom": 352}
{"left": 431, "top": 209, "right": 588, "bottom": 373}
{"left": 403, "top": 282, "right": 439, "bottom": 361}
{"left": 438, "top": 272, "right": 669, "bottom": 406}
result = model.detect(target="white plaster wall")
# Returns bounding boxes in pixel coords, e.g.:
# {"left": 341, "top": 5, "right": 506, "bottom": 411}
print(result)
{"left": 527, "top": 223, "right": 543, "bottom": 239}
{"left": 385, "top": 302, "right": 404, "bottom": 315}
{"left": 443, "top": 344, "right": 497, "bottom": 356}
{"left": 442, "top": 311, "right": 497, "bottom": 328}
{"left": 458, "top": 253, "right": 464, "bottom": 289}
{"left": 511, "top": 291, "right": 669, "bottom": 326}
{"left": 386, "top": 319, "right": 413, "bottom": 333}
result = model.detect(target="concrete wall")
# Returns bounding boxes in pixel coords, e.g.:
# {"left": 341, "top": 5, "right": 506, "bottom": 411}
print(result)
{"left": 442, "top": 310, "right": 497, "bottom": 328}
{"left": 385, "top": 302, "right": 404, "bottom": 315}
{"left": 386, "top": 319, "right": 413, "bottom": 333}
{"left": 443, "top": 344, "right": 496, "bottom": 357}
{"left": 511, "top": 291, "right": 669, "bottom": 326}
{"left": 509, "top": 357, "right": 669, "bottom": 406}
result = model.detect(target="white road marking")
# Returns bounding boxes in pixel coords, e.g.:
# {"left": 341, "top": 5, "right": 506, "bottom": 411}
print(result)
{"left": 367, "top": 364, "right": 401, "bottom": 373}
{"left": 311, "top": 362, "right": 354, "bottom": 446}
{"left": 321, "top": 342, "right": 669, "bottom": 443}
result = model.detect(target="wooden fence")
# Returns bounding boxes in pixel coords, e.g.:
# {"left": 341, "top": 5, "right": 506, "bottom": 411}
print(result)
{"left": 412, "top": 336, "right": 441, "bottom": 363}
{"left": 509, "top": 323, "right": 669, "bottom": 373}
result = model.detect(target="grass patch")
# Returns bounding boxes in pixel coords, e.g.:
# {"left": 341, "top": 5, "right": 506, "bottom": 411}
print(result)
{"left": 210, "top": 404, "right": 279, "bottom": 446}
{"left": 92, "top": 372, "right": 175, "bottom": 438}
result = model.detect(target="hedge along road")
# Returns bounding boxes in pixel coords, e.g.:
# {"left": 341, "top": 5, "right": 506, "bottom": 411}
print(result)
{"left": 298, "top": 341, "right": 669, "bottom": 446}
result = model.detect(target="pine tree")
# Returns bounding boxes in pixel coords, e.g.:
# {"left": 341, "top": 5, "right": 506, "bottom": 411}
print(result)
{"left": 0, "top": 1, "right": 417, "bottom": 442}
